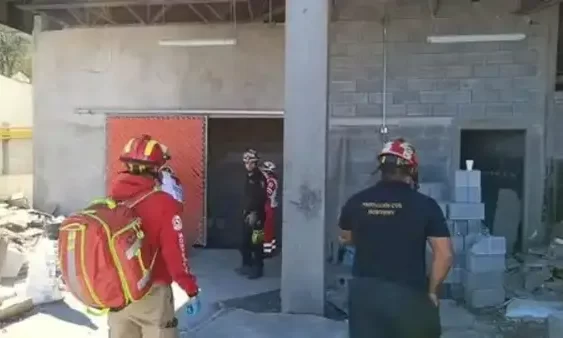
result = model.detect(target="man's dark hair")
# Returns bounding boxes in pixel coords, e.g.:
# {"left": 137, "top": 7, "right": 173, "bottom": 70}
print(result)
{"left": 379, "top": 162, "right": 412, "bottom": 181}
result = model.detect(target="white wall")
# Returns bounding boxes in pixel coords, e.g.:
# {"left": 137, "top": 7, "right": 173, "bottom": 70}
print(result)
{"left": 0, "top": 75, "right": 32, "bottom": 184}
{"left": 34, "top": 23, "right": 284, "bottom": 213}
{"left": 0, "top": 75, "right": 32, "bottom": 126}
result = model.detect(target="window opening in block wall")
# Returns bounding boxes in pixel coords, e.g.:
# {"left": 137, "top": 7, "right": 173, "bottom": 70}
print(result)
{"left": 550, "top": 160, "right": 563, "bottom": 224}
{"left": 556, "top": 4, "right": 563, "bottom": 90}
{"left": 460, "top": 129, "right": 525, "bottom": 253}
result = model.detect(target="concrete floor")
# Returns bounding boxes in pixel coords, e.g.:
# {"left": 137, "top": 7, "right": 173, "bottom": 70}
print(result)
{"left": 0, "top": 249, "right": 488, "bottom": 337}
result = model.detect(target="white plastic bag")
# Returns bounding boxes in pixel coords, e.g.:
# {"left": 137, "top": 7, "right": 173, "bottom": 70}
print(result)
{"left": 25, "top": 237, "right": 63, "bottom": 305}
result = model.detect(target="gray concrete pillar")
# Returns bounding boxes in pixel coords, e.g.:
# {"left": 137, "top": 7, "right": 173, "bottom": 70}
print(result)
{"left": 281, "top": 0, "right": 330, "bottom": 315}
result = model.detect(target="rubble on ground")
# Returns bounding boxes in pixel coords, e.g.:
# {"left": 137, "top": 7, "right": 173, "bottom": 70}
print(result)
{"left": 0, "top": 193, "right": 64, "bottom": 322}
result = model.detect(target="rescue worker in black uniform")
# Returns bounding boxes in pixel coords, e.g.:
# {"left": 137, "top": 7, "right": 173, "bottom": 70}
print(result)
{"left": 236, "top": 149, "right": 267, "bottom": 279}
{"left": 338, "top": 138, "right": 453, "bottom": 338}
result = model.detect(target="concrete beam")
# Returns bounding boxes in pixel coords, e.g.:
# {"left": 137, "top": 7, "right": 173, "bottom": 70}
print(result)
{"left": 281, "top": 0, "right": 329, "bottom": 315}
{"left": 17, "top": 0, "right": 246, "bottom": 11}
{"left": 514, "top": 0, "right": 563, "bottom": 14}
{"left": 0, "top": 3, "right": 33, "bottom": 33}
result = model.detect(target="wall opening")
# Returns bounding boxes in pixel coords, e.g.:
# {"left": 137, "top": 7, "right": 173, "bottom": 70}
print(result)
{"left": 460, "top": 129, "right": 525, "bottom": 253}
{"left": 556, "top": 4, "right": 563, "bottom": 91}
{"left": 206, "top": 118, "right": 283, "bottom": 249}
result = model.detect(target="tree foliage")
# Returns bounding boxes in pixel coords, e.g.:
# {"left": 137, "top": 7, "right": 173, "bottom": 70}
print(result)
{"left": 0, "top": 26, "right": 31, "bottom": 79}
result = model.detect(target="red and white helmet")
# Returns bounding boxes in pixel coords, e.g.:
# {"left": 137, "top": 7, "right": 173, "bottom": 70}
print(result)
{"left": 378, "top": 138, "right": 418, "bottom": 168}
{"left": 120, "top": 134, "right": 167, "bottom": 168}
{"left": 261, "top": 161, "right": 276, "bottom": 172}
{"left": 243, "top": 149, "right": 259, "bottom": 163}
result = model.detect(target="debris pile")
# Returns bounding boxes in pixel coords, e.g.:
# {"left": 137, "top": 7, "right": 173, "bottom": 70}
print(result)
{"left": 505, "top": 237, "right": 563, "bottom": 300}
{"left": 0, "top": 193, "right": 64, "bottom": 281}
{"left": 0, "top": 193, "right": 65, "bottom": 323}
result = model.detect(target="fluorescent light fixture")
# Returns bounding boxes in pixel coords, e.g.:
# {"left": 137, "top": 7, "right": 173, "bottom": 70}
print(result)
{"left": 158, "top": 38, "right": 237, "bottom": 47}
{"left": 427, "top": 33, "right": 526, "bottom": 44}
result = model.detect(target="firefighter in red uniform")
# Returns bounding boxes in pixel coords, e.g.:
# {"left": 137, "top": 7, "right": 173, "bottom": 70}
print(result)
{"left": 108, "top": 134, "right": 200, "bottom": 338}
{"left": 260, "top": 161, "right": 279, "bottom": 257}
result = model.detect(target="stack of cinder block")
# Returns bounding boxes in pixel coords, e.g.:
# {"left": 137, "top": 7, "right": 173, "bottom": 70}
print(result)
{"left": 464, "top": 235, "right": 506, "bottom": 308}
{"left": 446, "top": 169, "right": 486, "bottom": 299}
{"left": 450, "top": 169, "right": 506, "bottom": 308}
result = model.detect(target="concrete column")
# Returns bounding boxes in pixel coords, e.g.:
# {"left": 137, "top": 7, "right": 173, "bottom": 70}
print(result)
{"left": 281, "top": 0, "right": 330, "bottom": 315}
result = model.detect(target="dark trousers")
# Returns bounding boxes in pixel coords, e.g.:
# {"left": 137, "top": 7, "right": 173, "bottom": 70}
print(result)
{"left": 348, "top": 277, "right": 441, "bottom": 338}
{"left": 240, "top": 222, "right": 264, "bottom": 269}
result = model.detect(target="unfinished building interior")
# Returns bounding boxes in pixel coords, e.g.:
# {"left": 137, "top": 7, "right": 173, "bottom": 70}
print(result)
{"left": 1, "top": 0, "right": 563, "bottom": 314}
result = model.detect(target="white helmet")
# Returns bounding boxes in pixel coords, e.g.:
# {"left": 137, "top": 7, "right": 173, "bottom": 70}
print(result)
{"left": 261, "top": 161, "right": 276, "bottom": 172}
{"left": 243, "top": 149, "right": 259, "bottom": 163}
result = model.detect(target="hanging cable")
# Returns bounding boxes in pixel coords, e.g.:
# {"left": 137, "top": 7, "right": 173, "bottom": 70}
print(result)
{"left": 233, "top": 0, "right": 237, "bottom": 31}
{"left": 379, "top": 10, "right": 389, "bottom": 143}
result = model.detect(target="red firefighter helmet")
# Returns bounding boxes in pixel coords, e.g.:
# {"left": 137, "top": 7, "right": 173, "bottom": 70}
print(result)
{"left": 378, "top": 138, "right": 418, "bottom": 168}
{"left": 120, "top": 134, "right": 167, "bottom": 168}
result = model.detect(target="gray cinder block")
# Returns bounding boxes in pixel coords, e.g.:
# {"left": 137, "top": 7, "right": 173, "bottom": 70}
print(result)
{"left": 548, "top": 311, "right": 563, "bottom": 338}
{"left": 471, "top": 236, "right": 506, "bottom": 255}
{"left": 448, "top": 203, "right": 485, "bottom": 220}
{"left": 455, "top": 170, "right": 481, "bottom": 187}
{"left": 466, "top": 253, "right": 506, "bottom": 273}
{"left": 464, "top": 234, "right": 480, "bottom": 250}
{"left": 462, "top": 270, "right": 504, "bottom": 291}
{"left": 454, "top": 253, "right": 466, "bottom": 269}
{"left": 437, "top": 202, "right": 448, "bottom": 218}
{"left": 454, "top": 187, "right": 482, "bottom": 203}
{"left": 465, "top": 288, "right": 506, "bottom": 308}
{"left": 451, "top": 220, "right": 468, "bottom": 236}
{"left": 419, "top": 182, "right": 446, "bottom": 201}
{"left": 452, "top": 235, "right": 465, "bottom": 253}
{"left": 445, "top": 267, "right": 462, "bottom": 284}
{"left": 467, "top": 220, "right": 482, "bottom": 235}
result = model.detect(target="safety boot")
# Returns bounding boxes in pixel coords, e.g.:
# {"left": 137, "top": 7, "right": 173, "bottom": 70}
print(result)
{"left": 235, "top": 266, "right": 252, "bottom": 276}
{"left": 247, "top": 266, "right": 263, "bottom": 280}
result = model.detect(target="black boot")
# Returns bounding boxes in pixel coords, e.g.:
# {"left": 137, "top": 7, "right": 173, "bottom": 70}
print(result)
{"left": 235, "top": 266, "right": 252, "bottom": 276}
{"left": 247, "top": 266, "right": 264, "bottom": 280}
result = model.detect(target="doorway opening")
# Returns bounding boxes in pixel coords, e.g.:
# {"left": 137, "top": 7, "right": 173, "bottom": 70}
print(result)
{"left": 206, "top": 118, "right": 283, "bottom": 249}
{"left": 460, "top": 130, "right": 526, "bottom": 253}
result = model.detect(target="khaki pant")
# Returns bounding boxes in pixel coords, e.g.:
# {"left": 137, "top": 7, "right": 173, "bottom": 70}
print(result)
{"left": 108, "top": 284, "right": 178, "bottom": 338}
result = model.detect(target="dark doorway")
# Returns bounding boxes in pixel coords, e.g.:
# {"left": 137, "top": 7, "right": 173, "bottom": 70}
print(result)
{"left": 460, "top": 130, "right": 525, "bottom": 250}
{"left": 206, "top": 118, "right": 283, "bottom": 249}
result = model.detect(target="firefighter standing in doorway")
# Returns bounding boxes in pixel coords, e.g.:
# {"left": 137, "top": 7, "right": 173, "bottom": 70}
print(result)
{"left": 236, "top": 149, "right": 268, "bottom": 279}
{"left": 107, "top": 135, "right": 201, "bottom": 338}
{"left": 338, "top": 138, "right": 453, "bottom": 338}
{"left": 260, "top": 161, "right": 279, "bottom": 257}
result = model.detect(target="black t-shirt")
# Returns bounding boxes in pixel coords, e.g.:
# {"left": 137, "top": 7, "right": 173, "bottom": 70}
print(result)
{"left": 339, "top": 180, "right": 450, "bottom": 293}
{"left": 243, "top": 168, "right": 267, "bottom": 217}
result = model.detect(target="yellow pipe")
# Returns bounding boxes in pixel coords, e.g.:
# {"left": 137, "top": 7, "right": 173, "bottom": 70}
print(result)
{"left": 0, "top": 127, "right": 32, "bottom": 140}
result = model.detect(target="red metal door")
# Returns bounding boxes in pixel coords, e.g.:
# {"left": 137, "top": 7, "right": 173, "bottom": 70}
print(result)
{"left": 106, "top": 115, "right": 207, "bottom": 246}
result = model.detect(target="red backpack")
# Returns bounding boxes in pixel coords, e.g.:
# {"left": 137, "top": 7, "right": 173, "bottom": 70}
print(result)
{"left": 58, "top": 191, "right": 157, "bottom": 311}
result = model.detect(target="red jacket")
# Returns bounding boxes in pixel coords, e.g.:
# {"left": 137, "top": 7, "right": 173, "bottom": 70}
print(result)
{"left": 263, "top": 172, "right": 279, "bottom": 211}
{"left": 109, "top": 173, "right": 199, "bottom": 297}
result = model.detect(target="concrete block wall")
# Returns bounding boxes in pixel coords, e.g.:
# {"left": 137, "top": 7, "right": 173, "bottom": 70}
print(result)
{"left": 326, "top": 0, "right": 556, "bottom": 249}
{"left": 32, "top": 0, "right": 556, "bottom": 254}
{"left": 329, "top": 0, "right": 548, "bottom": 122}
